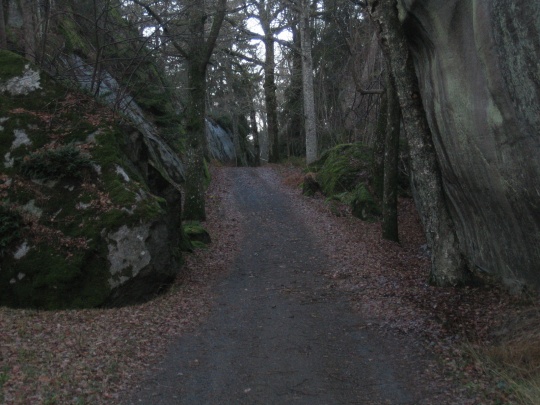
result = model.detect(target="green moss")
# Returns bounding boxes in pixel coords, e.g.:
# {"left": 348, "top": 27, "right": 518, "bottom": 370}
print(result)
{"left": 0, "top": 245, "right": 109, "bottom": 310}
{"left": 191, "top": 241, "right": 208, "bottom": 250}
{"left": 0, "top": 51, "right": 26, "bottom": 82}
{"left": 0, "top": 41, "right": 180, "bottom": 310}
{"left": 308, "top": 143, "right": 381, "bottom": 220}
{"left": 58, "top": 18, "right": 87, "bottom": 53}
{"left": 91, "top": 129, "right": 169, "bottom": 224}
{"left": 21, "top": 145, "right": 93, "bottom": 180}
{"left": 183, "top": 220, "right": 211, "bottom": 245}
{"left": 350, "top": 184, "right": 381, "bottom": 221}
{"left": 314, "top": 143, "right": 372, "bottom": 195}
{"left": 0, "top": 205, "right": 22, "bottom": 256}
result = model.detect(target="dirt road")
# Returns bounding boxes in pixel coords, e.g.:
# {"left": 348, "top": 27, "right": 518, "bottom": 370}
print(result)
{"left": 128, "top": 168, "right": 445, "bottom": 404}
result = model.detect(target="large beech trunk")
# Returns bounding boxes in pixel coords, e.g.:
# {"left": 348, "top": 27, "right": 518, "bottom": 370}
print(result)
{"left": 263, "top": 36, "right": 280, "bottom": 163}
{"left": 299, "top": 0, "right": 317, "bottom": 164}
{"left": 369, "top": 0, "right": 469, "bottom": 286}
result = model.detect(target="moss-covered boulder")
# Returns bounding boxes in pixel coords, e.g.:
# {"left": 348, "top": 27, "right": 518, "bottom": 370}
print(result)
{"left": 308, "top": 143, "right": 380, "bottom": 220}
{"left": 183, "top": 221, "right": 211, "bottom": 246}
{"left": 0, "top": 50, "right": 186, "bottom": 309}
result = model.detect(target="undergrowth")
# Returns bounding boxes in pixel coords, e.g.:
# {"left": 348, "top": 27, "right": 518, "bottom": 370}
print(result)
{"left": 471, "top": 309, "right": 540, "bottom": 404}
{"left": 20, "top": 145, "right": 92, "bottom": 180}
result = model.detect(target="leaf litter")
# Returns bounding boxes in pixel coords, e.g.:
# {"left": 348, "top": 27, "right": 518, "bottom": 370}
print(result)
{"left": 275, "top": 163, "right": 539, "bottom": 404}
{"left": 1, "top": 165, "right": 538, "bottom": 404}
{"left": 0, "top": 167, "right": 241, "bottom": 405}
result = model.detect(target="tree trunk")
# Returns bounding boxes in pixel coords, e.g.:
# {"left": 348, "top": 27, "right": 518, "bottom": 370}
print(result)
{"left": 285, "top": 20, "right": 303, "bottom": 156}
{"left": 249, "top": 103, "right": 261, "bottom": 166}
{"left": 0, "top": 0, "right": 7, "bottom": 50}
{"left": 183, "top": 59, "right": 208, "bottom": 221}
{"left": 299, "top": 0, "right": 317, "bottom": 164}
{"left": 38, "top": 0, "right": 51, "bottom": 63}
{"left": 264, "top": 36, "right": 280, "bottom": 163}
{"left": 182, "top": 0, "right": 226, "bottom": 221}
{"left": 232, "top": 113, "right": 246, "bottom": 167}
{"left": 382, "top": 64, "right": 400, "bottom": 242}
{"left": 369, "top": 0, "right": 469, "bottom": 285}
{"left": 372, "top": 91, "right": 387, "bottom": 200}
{"left": 183, "top": 0, "right": 208, "bottom": 221}
{"left": 20, "top": 0, "right": 36, "bottom": 62}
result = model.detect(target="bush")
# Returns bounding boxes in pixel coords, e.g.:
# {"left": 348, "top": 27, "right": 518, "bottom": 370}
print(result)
{"left": 20, "top": 145, "right": 93, "bottom": 180}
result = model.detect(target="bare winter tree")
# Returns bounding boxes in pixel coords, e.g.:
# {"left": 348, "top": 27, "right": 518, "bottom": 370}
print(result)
{"left": 237, "top": 0, "right": 287, "bottom": 163}
{"left": 133, "top": 0, "right": 227, "bottom": 221}
{"left": 298, "top": 0, "right": 317, "bottom": 164}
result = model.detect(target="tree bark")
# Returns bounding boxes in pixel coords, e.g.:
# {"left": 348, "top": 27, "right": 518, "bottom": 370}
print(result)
{"left": 285, "top": 18, "right": 303, "bottom": 156}
{"left": 372, "top": 91, "right": 387, "bottom": 200}
{"left": 183, "top": 57, "right": 208, "bottom": 221}
{"left": 369, "top": 0, "right": 469, "bottom": 285}
{"left": 382, "top": 64, "right": 400, "bottom": 242}
{"left": 134, "top": 0, "right": 226, "bottom": 221}
{"left": 249, "top": 102, "right": 261, "bottom": 166}
{"left": 20, "top": 0, "right": 36, "bottom": 62}
{"left": 181, "top": 0, "right": 227, "bottom": 221}
{"left": 299, "top": 0, "right": 317, "bottom": 165}
{"left": 263, "top": 35, "right": 280, "bottom": 163}
{"left": 38, "top": 0, "right": 51, "bottom": 63}
{"left": 0, "top": 0, "right": 7, "bottom": 50}
{"left": 232, "top": 113, "right": 246, "bottom": 166}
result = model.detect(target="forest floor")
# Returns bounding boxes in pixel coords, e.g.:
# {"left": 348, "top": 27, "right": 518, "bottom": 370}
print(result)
{"left": 0, "top": 165, "right": 537, "bottom": 404}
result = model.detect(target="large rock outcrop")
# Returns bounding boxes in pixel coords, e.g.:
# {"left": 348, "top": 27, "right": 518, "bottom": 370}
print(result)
{"left": 0, "top": 50, "right": 185, "bottom": 309}
{"left": 399, "top": 1, "right": 540, "bottom": 289}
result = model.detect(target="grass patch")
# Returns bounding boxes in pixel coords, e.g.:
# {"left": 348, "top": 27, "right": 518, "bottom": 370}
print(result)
{"left": 471, "top": 310, "right": 540, "bottom": 404}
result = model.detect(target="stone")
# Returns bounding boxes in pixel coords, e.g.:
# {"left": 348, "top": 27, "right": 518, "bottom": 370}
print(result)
{"left": 0, "top": 65, "right": 41, "bottom": 95}
{"left": 399, "top": 0, "right": 540, "bottom": 288}
{"left": 0, "top": 51, "right": 186, "bottom": 309}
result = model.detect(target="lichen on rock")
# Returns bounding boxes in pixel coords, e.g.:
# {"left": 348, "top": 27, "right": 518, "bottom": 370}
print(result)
{"left": 0, "top": 64, "right": 41, "bottom": 95}
{"left": 0, "top": 50, "right": 187, "bottom": 309}
{"left": 106, "top": 224, "right": 152, "bottom": 289}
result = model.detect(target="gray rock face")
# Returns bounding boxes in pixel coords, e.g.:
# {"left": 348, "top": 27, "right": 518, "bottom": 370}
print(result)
{"left": 0, "top": 64, "right": 41, "bottom": 95}
{"left": 400, "top": 1, "right": 540, "bottom": 289}
{"left": 105, "top": 221, "right": 178, "bottom": 306}
{"left": 59, "top": 54, "right": 185, "bottom": 184}
{"left": 59, "top": 55, "right": 236, "bottom": 170}
{"left": 0, "top": 51, "right": 184, "bottom": 309}
{"left": 206, "top": 119, "right": 236, "bottom": 163}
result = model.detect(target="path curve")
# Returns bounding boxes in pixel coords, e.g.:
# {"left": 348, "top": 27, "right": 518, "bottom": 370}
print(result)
{"left": 128, "top": 167, "right": 438, "bottom": 404}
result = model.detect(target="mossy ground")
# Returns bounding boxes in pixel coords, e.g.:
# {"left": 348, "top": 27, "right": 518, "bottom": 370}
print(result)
{"left": 183, "top": 221, "right": 211, "bottom": 247}
{"left": 308, "top": 143, "right": 381, "bottom": 220}
{"left": 0, "top": 51, "right": 171, "bottom": 309}
{"left": 0, "top": 51, "right": 27, "bottom": 82}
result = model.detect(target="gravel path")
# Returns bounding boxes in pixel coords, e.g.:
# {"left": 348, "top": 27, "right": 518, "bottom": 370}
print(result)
{"left": 128, "top": 167, "right": 443, "bottom": 404}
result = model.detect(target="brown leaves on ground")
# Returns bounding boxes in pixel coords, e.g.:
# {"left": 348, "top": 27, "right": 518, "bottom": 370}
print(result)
{"left": 0, "top": 168, "right": 242, "bottom": 405}
{"left": 274, "top": 164, "right": 538, "bottom": 404}
{"left": 1, "top": 165, "right": 538, "bottom": 404}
